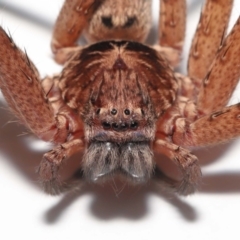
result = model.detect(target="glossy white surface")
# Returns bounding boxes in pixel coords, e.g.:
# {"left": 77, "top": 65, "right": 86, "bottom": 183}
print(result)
{"left": 0, "top": 1, "right": 240, "bottom": 240}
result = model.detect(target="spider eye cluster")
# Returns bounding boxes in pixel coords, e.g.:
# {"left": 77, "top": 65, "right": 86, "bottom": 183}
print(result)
{"left": 102, "top": 121, "right": 138, "bottom": 131}
{"left": 97, "top": 107, "right": 141, "bottom": 132}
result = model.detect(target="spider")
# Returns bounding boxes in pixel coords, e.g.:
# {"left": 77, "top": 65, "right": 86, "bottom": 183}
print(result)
{"left": 0, "top": 0, "right": 239, "bottom": 196}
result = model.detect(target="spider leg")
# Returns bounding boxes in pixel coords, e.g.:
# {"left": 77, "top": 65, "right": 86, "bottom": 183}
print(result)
{"left": 52, "top": 46, "right": 84, "bottom": 65}
{"left": 153, "top": 139, "right": 201, "bottom": 195}
{"left": 38, "top": 138, "right": 84, "bottom": 195}
{"left": 153, "top": 101, "right": 200, "bottom": 195}
{"left": 157, "top": 14, "right": 240, "bottom": 192}
{"left": 0, "top": 26, "right": 60, "bottom": 142}
{"left": 154, "top": 101, "right": 240, "bottom": 195}
{"left": 188, "top": 0, "right": 233, "bottom": 89}
{"left": 154, "top": 0, "right": 186, "bottom": 68}
{"left": 0, "top": 27, "right": 85, "bottom": 194}
{"left": 51, "top": 0, "right": 101, "bottom": 63}
{"left": 40, "top": 75, "right": 86, "bottom": 195}
{"left": 197, "top": 17, "right": 240, "bottom": 115}
{"left": 165, "top": 21, "right": 240, "bottom": 186}
{"left": 173, "top": 104, "right": 240, "bottom": 148}
{"left": 157, "top": 101, "right": 240, "bottom": 194}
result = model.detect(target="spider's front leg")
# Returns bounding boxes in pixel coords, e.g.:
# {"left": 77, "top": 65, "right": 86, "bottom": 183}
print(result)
{"left": 150, "top": 0, "right": 200, "bottom": 195}
{"left": 154, "top": 138, "right": 201, "bottom": 195}
{"left": 0, "top": 27, "right": 85, "bottom": 195}
{"left": 167, "top": 104, "right": 240, "bottom": 194}
{"left": 39, "top": 138, "right": 84, "bottom": 195}
{"left": 39, "top": 77, "right": 85, "bottom": 194}
{"left": 153, "top": 101, "right": 201, "bottom": 196}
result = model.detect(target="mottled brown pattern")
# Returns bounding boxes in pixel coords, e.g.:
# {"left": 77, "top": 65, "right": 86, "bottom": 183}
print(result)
{"left": 1, "top": 0, "right": 240, "bottom": 196}
{"left": 189, "top": 105, "right": 240, "bottom": 146}
{"left": 197, "top": 17, "right": 240, "bottom": 115}
{"left": 159, "top": 0, "right": 186, "bottom": 51}
{"left": 51, "top": 0, "right": 103, "bottom": 52}
{"left": 188, "top": 0, "right": 233, "bottom": 87}
{"left": 60, "top": 41, "right": 177, "bottom": 115}
{"left": 0, "top": 27, "right": 56, "bottom": 139}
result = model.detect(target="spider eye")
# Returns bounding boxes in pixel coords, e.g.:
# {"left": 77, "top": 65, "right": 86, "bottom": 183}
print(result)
{"left": 111, "top": 122, "right": 129, "bottom": 131}
{"left": 111, "top": 109, "right": 117, "bottom": 115}
{"left": 130, "top": 121, "right": 138, "bottom": 129}
{"left": 124, "top": 109, "right": 130, "bottom": 115}
{"left": 102, "top": 122, "right": 111, "bottom": 129}
{"left": 124, "top": 17, "right": 136, "bottom": 28}
{"left": 101, "top": 16, "right": 113, "bottom": 28}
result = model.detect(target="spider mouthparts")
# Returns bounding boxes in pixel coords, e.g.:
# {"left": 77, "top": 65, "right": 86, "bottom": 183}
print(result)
{"left": 82, "top": 141, "right": 154, "bottom": 184}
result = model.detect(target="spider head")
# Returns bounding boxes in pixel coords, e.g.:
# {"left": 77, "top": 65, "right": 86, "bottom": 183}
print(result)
{"left": 61, "top": 41, "right": 178, "bottom": 184}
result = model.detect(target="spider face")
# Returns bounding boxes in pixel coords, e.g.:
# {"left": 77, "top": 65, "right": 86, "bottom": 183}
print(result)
{"left": 56, "top": 39, "right": 176, "bottom": 185}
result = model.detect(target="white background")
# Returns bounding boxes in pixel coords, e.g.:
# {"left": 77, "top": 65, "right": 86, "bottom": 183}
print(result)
{"left": 0, "top": 0, "right": 240, "bottom": 239}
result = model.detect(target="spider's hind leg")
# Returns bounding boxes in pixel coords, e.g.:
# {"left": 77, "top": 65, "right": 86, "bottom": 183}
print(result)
{"left": 153, "top": 0, "right": 186, "bottom": 68}
{"left": 51, "top": 0, "right": 101, "bottom": 64}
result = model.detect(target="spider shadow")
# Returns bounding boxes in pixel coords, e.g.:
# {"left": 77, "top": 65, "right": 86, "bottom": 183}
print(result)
{"left": 194, "top": 144, "right": 240, "bottom": 193}
{"left": 0, "top": 100, "right": 44, "bottom": 184}
{"left": 44, "top": 181, "right": 198, "bottom": 224}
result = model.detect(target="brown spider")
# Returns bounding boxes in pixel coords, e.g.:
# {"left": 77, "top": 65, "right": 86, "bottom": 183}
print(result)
{"left": 0, "top": 0, "right": 239, "bottom": 196}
